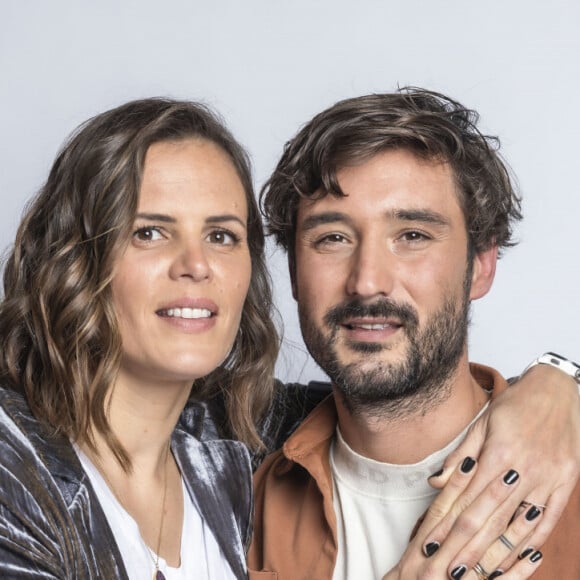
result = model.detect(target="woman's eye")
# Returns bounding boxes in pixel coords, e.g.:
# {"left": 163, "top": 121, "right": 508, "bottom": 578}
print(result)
{"left": 207, "top": 229, "right": 240, "bottom": 245}
{"left": 133, "top": 226, "right": 163, "bottom": 242}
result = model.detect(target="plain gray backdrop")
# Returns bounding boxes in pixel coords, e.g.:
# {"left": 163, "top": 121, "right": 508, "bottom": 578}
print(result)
{"left": 1, "top": 0, "right": 578, "bottom": 383}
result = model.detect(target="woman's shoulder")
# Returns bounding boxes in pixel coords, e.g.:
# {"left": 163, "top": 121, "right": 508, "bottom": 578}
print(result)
{"left": 0, "top": 385, "right": 85, "bottom": 502}
{"left": 0, "top": 385, "right": 46, "bottom": 457}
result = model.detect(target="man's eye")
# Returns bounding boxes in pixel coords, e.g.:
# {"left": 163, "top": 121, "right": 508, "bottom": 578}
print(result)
{"left": 315, "top": 233, "right": 348, "bottom": 246}
{"left": 133, "top": 227, "right": 163, "bottom": 242}
{"left": 401, "top": 231, "right": 430, "bottom": 243}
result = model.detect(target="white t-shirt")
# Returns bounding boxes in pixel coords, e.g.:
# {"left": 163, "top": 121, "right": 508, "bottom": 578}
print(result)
{"left": 76, "top": 447, "right": 237, "bottom": 580}
{"left": 331, "top": 404, "right": 489, "bottom": 580}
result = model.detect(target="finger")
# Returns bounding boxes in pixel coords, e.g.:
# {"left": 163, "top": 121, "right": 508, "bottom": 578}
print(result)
{"left": 520, "top": 477, "right": 575, "bottom": 550}
{"left": 418, "top": 457, "right": 479, "bottom": 554}
{"left": 473, "top": 548, "right": 544, "bottom": 580}
{"left": 464, "top": 504, "right": 544, "bottom": 577}
{"left": 422, "top": 468, "right": 522, "bottom": 560}
{"left": 380, "top": 463, "right": 479, "bottom": 580}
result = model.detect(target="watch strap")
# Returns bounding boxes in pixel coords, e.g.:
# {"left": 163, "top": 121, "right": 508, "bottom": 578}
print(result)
{"left": 523, "top": 352, "right": 580, "bottom": 384}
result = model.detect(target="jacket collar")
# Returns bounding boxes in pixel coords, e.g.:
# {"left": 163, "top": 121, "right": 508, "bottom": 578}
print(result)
{"left": 2, "top": 388, "right": 250, "bottom": 580}
{"left": 281, "top": 363, "right": 506, "bottom": 484}
{"left": 171, "top": 429, "right": 250, "bottom": 579}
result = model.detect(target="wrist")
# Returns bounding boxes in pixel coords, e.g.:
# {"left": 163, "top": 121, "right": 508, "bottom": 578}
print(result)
{"left": 523, "top": 352, "right": 580, "bottom": 385}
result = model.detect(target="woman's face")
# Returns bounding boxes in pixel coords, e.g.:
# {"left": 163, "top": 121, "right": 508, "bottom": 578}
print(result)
{"left": 111, "top": 138, "right": 251, "bottom": 389}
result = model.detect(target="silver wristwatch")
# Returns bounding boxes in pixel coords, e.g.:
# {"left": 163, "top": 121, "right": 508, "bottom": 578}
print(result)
{"left": 524, "top": 352, "right": 580, "bottom": 384}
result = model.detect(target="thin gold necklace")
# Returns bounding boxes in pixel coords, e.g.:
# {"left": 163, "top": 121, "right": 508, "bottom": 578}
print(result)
{"left": 90, "top": 444, "right": 171, "bottom": 580}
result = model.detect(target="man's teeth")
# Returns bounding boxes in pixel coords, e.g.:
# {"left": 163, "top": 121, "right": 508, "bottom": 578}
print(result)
{"left": 165, "top": 307, "right": 212, "bottom": 319}
{"left": 346, "top": 322, "right": 394, "bottom": 330}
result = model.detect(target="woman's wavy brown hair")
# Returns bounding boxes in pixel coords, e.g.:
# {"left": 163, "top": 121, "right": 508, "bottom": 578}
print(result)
{"left": 0, "top": 98, "right": 278, "bottom": 467}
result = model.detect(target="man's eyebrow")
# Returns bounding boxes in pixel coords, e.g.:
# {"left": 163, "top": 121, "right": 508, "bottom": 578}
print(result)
{"left": 300, "top": 209, "right": 451, "bottom": 231}
{"left": 299, "top": 212, "right": 351, "bottom": 232}
{"left": 135, "top": 213, "right": 246, "bottom": 228}
{"left": 392, "top": 209, "right": 451, "bottom": 227}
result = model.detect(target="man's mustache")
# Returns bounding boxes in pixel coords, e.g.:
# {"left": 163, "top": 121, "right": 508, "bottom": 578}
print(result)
{"left": 324, "top": 297, "right": 419, "bottom": 330}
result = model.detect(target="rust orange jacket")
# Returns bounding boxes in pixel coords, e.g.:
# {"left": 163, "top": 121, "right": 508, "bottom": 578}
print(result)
{"left": 248, "top": 365, "right": 580, "bottom": 580}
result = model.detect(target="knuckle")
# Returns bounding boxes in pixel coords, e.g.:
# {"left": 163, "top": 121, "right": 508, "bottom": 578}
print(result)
{"left": 561, "top": 457, "right": 580, "bottom": 480}
{"left": 419, "top": 561, "right": 441, "bottom": 579}
{"left": 491, "top": 446, "right": 514, "bottom": 467}
{"left": 489, "top": 480, "right": 511, "bottom": 503}
{"left": 487, "top": 515, "right": 509, "bottom": 537}
{"left": 427, "top": 497, "right": 454, "bottom": 522}
{"left": 452, "top": 492, "right": 475, "bottom": 515}
{"left": 426, "top": 504, "right": 447, "bottom": 522}
{"left": 453, "top": 511, "right": 479, "bottom": 537}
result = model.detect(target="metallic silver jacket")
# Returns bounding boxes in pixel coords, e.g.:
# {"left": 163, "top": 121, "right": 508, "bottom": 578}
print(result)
{"left": 0, "top": 387, "right": 252, "bottom": 579}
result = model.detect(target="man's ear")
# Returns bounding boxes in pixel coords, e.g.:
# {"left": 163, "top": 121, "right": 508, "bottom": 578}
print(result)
{"left": 469, "top": 244, "right": 498, "bottom": 301}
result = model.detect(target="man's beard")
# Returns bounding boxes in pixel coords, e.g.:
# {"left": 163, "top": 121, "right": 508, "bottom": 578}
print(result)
{"left": 298, "top": 274, "right": 472, "bottom": 420}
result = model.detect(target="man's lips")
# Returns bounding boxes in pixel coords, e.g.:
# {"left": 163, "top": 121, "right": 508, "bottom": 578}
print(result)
{"left": 341, "top": 318, "right": 403, "bottom": 331}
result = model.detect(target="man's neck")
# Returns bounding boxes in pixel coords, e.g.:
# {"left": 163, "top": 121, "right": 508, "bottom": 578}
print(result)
{"left": 334, "top": 358, "right": 490, "bottom": 464}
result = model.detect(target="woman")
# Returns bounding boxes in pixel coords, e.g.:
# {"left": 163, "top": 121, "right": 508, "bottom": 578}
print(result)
{"left": 0, "top": 98, "right": 278, "bottom": 579}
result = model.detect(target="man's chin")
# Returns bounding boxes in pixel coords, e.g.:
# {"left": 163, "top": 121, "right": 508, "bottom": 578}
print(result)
{"left": 334, "top": 342, "right": 408, "bottom": 369}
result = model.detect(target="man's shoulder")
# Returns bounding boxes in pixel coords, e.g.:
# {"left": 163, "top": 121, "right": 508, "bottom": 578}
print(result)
{"left": 249, "top": 391, "right": 338, "bottom": 580}
{"left": 253, "top": 392, "right": 338, "bottom": 490}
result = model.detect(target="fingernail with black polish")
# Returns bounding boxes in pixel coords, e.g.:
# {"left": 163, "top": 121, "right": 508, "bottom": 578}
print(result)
{"left": 489, "top": 571, "right": 504, "bottom": 579}
{"left": 530, "top": 550, "right": 543, "bottom": 563}
{"left": 518, "top": 547, "right": 533, "bottom": 560}
{"left": 503, "top": 469, "right": 519, "bottom": 485}
{"left": 423, "top": 541, "right": 440, "bottom": 557}
{"left": 525, "top": 506, "right": 542, "bottom": 521}
{"left": 450, "top": 565, "right": 467, "bottom": 579}
{"left": 460, "top": 457, "right": 476, "bottom": 474}
{"left": 429, "top": 468, "right": 444, "bottom": 479}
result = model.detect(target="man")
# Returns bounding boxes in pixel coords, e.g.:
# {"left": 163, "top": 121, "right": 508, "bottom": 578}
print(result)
{"left": 247, "top": 89, "right": 580, "bottom": 579}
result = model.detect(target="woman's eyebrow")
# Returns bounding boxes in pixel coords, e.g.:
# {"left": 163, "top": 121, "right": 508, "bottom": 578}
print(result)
{"left": 135, "top": 212, "right": 176, "bottom": 223}
{"left": 135, "top": 212, "right": 246, "bottom": 227}
{"left": 206, "top": 214, "right": 247, "bottom": 227}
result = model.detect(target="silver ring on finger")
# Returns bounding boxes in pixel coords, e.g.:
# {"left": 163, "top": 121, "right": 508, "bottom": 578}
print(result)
{"left": 473, "top": 561, "right": 489, "bottom": 579}
{"left": 498, "top": 533, "right": 516, "bottom": 551}
{"left": 519, "top": 500, "right": 547, "bottom": 511}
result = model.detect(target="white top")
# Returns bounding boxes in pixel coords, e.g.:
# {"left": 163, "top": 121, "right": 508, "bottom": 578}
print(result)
{"left": 331, "top": 403, "right": 489, "bottom": 580}
{"left": 76, "top": 446, "right": 237, "bottom": 580}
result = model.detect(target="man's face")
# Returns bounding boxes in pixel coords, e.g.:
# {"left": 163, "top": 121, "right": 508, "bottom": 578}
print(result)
{"left": 293, "top": 149, "right": 495, "bottom": 416}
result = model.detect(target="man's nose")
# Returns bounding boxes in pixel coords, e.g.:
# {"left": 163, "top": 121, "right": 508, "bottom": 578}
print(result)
{"left": 345, "top": 239, "right": 395, "bottom": 298}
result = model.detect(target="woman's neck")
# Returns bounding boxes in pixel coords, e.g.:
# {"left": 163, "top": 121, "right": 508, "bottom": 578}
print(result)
{"left": 98, "top": 371, "right": 193, "bottom": 467}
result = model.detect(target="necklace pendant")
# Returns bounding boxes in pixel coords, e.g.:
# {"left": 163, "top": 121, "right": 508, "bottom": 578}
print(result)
{"left": 154, "top": 571, "right": 166, "bottom": 580}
